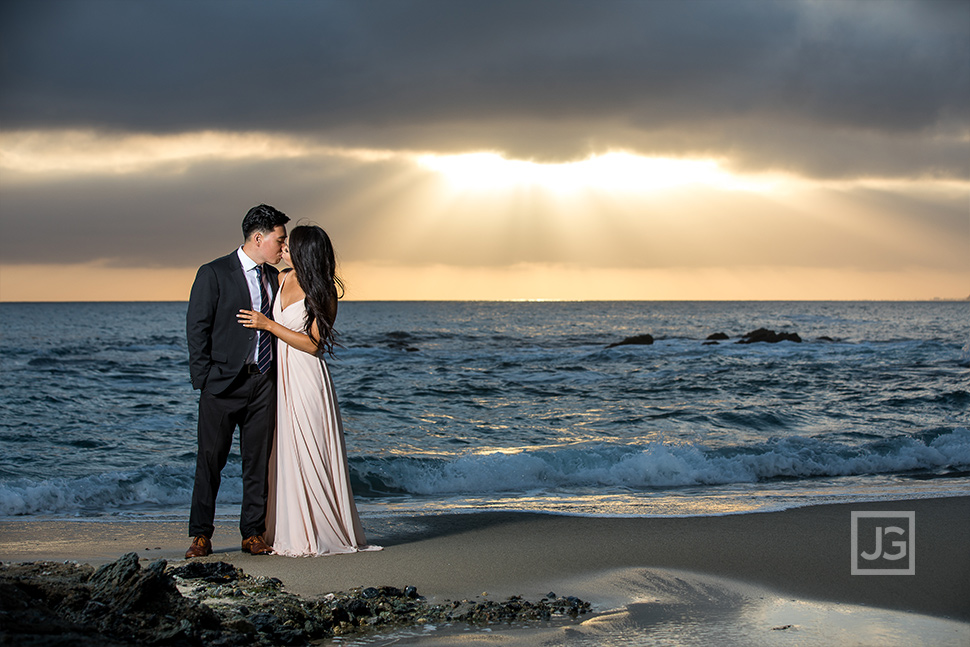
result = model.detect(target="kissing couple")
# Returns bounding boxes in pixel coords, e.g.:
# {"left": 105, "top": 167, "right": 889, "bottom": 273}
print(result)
{"left": 184, "top": 204, "right": 380, "bottom": 558}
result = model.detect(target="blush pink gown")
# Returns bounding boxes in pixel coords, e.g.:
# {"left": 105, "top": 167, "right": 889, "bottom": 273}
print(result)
{"left": 265, "top": 274, "right": 380, "bottom": 557}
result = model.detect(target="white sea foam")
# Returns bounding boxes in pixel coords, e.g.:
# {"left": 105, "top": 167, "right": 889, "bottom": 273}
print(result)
{"left": 0, "top": 464, "right": 239, "bottom": 517}
{"left": 356, "top": 428, "right": 970, "bottom": 495}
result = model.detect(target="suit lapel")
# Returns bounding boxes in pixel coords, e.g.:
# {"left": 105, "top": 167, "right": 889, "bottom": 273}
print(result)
{"left": 227, "top": 251, "right": 252, "bottom": 308}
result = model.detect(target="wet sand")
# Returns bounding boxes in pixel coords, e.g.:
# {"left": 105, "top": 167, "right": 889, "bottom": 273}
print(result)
{"left": 2, "top": 496, "right": 968, "bottom": 645}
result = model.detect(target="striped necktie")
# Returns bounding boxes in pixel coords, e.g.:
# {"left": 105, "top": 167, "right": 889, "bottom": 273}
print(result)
{"left": 255, "top": 266, "right": 273, "bottom": 373}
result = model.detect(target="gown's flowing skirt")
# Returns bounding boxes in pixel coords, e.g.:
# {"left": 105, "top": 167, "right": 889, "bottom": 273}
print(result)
{"left": 265, "top": 296, "right": 380, "bottom": 557}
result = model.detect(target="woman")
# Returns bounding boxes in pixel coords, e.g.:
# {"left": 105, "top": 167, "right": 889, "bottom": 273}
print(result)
{"left": 238, "top": 225, "right": 380, "bottom": 556}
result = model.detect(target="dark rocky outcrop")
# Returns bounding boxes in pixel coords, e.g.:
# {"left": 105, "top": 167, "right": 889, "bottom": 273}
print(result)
{"left": 606, "top": 334, "right": 654, "bottom": 348}
{"left": 706, "top": 332, "right": 729, "bottom": 341}
{"left": 1, "top": 554, "right": 591, "bottom": 646}
{"left": 736, "top": 328, "right": 802, "bottom": 344}
{"left": 0, "top": 553, "right": 219, "bottom": 646}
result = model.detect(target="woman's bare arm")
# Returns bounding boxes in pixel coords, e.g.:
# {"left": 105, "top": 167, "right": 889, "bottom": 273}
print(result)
{"left": 237, "top": 309, "right": 320, "bottom": 356}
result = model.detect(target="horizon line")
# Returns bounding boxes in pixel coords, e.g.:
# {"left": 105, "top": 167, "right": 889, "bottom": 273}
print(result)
{"left": 3, "top": 297, "right": 968, "bottom": 305}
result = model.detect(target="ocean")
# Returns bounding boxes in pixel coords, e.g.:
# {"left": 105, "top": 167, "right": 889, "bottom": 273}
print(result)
{"left": 1, "top": 301, "right": 968, "bottom": 523}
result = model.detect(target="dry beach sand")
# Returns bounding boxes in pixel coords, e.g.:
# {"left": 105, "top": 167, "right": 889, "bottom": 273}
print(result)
{"left": 2, "top": 496, "right": 968, "bottom": 645}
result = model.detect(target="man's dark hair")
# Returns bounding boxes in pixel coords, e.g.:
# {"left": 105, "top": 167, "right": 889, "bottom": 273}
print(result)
{"left": 242, "top": 204, "right": 290, "bottom": 240}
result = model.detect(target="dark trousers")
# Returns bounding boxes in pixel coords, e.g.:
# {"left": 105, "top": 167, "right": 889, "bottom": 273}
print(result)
{"left": 189, "top": 370, "right": 276, "bottom": 539}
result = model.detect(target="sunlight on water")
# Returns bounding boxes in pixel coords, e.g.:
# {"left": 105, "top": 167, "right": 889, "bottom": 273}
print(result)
{"left": 356, "top": 476, "right": 970, "bottom": 520}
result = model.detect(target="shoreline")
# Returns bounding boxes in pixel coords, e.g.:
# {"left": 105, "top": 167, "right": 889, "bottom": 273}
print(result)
{"left": 1, "top": 497, "right": 967, "bottom": 621}
{"left": 2, "top": 496, "right": 969, "bottom": 645}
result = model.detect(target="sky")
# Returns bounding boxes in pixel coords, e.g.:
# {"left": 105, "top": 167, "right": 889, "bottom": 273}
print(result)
{"left": 1, "top": 0, "right": 967, "bottom": 301}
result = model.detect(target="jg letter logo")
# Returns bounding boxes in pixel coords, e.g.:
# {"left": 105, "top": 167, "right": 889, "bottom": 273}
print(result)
{"left": 851, "top": 511, "right": 915, "bottom": 575}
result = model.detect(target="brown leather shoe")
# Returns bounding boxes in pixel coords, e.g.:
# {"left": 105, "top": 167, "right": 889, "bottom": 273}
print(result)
{"left": 241, "top": 534, "right": 273, "bottom": 555}
{"left": 185, "top": 535, "right": 212, "bottom": 559}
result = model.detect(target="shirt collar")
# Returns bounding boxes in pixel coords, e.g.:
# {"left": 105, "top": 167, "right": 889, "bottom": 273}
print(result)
{"left": 237, "top": 246, "right": 260, "bottom": 272}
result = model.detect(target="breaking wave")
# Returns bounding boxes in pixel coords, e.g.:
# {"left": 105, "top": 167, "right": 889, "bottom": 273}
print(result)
{"left": 5, "top": 429, "right": 967, "bottom": 517}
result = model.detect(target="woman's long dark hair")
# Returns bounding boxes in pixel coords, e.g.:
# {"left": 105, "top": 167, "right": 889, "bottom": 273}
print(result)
{"left": 288, "top": 225, "right": 343, "bottom": 356}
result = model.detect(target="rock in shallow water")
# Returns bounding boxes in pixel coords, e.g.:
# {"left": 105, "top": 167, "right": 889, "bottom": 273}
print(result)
{"left": 606, "top": 334, "right": 654, "bottom": 348}
{"left": 737, "top": 328, "right": 802, "bottom": 344}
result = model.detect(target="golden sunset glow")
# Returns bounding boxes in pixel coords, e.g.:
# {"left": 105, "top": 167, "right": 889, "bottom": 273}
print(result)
{"left": 1, "top": 131, "right": 966, "bottom": 302}
{"left": 2, "top": 260, "right": 963, "bottom": 303}
{"left": 416, "top": 152, "right": 781, "bottom": 194}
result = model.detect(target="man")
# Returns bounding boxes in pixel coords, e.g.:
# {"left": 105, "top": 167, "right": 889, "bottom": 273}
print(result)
{"left": 185, "top": 204, "right": 289, "bottom": 558}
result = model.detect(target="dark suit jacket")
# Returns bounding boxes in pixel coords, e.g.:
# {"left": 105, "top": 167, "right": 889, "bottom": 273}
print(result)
{"left": 186, "top": 251, "right": 280, "bottom": 394}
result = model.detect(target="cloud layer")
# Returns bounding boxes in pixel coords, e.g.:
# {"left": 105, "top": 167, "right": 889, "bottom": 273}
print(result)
{"left": 3, "top": 0, "right": 967, "bottom": 176}
{"left": 1, "top": 0, "right": 967, "bottom": 299}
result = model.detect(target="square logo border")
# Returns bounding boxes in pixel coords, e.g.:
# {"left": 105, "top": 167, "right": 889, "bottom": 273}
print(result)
{"left": 851, "top": 511, "right": 915, "bottom": 575}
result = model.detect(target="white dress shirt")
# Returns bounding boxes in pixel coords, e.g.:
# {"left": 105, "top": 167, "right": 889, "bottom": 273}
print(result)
{"left": 237, "top": 247, "right": 271, "bottom": 366}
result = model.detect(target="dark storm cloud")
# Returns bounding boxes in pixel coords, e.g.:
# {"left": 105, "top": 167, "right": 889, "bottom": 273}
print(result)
{"left": 2, "top": 0, "right": 967, "bottom": 177}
